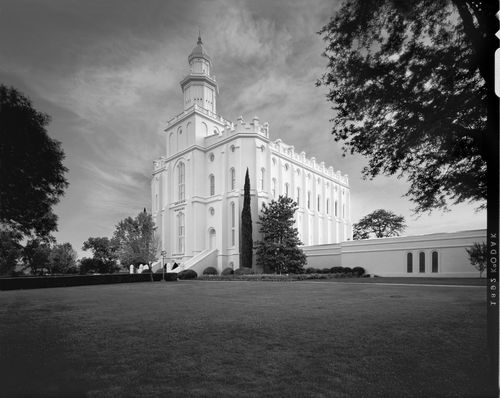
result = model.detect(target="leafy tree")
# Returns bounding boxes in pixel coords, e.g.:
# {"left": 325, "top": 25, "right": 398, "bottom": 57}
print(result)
{"left": 317, "top": 0, "right": 495, "bottom": 212}
{"left": 466, "top": 242, "right": 487, "bottom": 278}
{"left": 23, "top": 239, "right": 51, "bottom": 275}
{"left": 82, "top": 237, "right": 119, "bottom": 274}
{"left": 256, "top": 196, "right": 307, "bottom": 274}
{"left": 49, "top": 242, "right": 77, "bottom": 274}
{"left": 0, "top": 85, "right": 68, "bottom": 238}
{"left": 240, "top": 168, "right": 253, "bottom": 269}
{"left": 0, "top": 228, "right": 23, "bottom": 275}
{"left": 113, "top": 210, "right": 159, "bottom": 279}
{"left": 353, "top": 209, "right": 406, "bottom": 239}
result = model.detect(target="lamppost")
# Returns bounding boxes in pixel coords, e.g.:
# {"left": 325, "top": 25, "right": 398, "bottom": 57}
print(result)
{"left": 161, "top": 250, "right": 167, "bottom": 282}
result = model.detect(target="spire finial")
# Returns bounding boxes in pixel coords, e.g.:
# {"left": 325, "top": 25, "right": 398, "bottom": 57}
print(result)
{"left": 197, "top": 29, "right": 202, "bottom": 45}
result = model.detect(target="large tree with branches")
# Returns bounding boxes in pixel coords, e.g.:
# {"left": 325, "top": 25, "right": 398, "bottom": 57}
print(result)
{"left": 317, "top": 0, "right": 495, "bottom": 213}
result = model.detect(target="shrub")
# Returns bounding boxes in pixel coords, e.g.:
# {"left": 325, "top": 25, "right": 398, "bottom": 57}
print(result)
{"left": 177, "top": 269, "right": 197, "bottom": 280}
{"left": 305, "top": 267, "right": 318, "bottom": 274}
{"left": 221, "top": 268, "right": 234, "bottom": 275}
{"left": 320, "top": 268, "right": 331, "bottom": 274}
{"left": 352, "top": 266, "right": 366, "bottom": 277}
{"left": 234, "top": 267, "right": 255, "bottom": 275}
{"left": 203, "top": 267, "right": 218, "bottom": 275}
{"left": 342, "top": 267, "right": 352, "bottom": 274}
{"left": 141, "top": 268, "right": 152, "bottom": 274}
{"left": 330, "top": 266, "right": 344, "bottom": 273}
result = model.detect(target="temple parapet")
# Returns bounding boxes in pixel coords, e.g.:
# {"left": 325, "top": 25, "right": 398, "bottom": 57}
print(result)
{"left": 269, "top": 139, "right": 349, "bottom": 184}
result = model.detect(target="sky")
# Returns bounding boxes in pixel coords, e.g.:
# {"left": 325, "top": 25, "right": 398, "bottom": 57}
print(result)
{"left": 0, "top": 0, "right": 486, "bottom": 258}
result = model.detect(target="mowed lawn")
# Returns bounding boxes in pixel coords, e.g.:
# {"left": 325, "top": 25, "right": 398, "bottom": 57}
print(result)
{"left": 0, "top": 281, "right": 494, "bottom": 397}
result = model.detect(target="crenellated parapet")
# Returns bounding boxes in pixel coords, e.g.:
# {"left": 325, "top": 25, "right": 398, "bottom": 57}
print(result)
{"left": 269, "top": 139, "right": 349, "bottom": 185}
{"left": 203, "top": 114, "right": 269, "bottom": 147}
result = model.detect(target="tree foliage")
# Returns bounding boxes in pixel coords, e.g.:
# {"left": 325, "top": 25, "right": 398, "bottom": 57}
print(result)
{"left": 49, "top": 242, "right": 77, "bottom": 274}
{"left": 353, "top": 209, "right": 406, "bottom": 239}
{"left": 23, "top": 238, "right": 51, "bottom": 275}
{"left": 317, "top": 0, "right": 495, "bottom": 212}
{"left": 240, "top": 168, "right": 253, "bottom": 269}
{"left": 0, "top": 85, "right": 68, "bottom": 237}
{"left": 113, "top": 210, "right": 158, "bottom": 272}
{"left": 256, "top": 196, "right": 307, "bottom": 274}
{"left": 82, "top": 236, "right": 119, "bottom": 274}
{"left": 0, "top": 228, "right": 23, "bottom": 275}
{"left": 466, "top": 241, "right": 487, "bottom": 277}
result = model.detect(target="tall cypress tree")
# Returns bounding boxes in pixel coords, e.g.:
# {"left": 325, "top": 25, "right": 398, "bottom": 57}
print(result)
{"left": 240, "top": 168, "right": 253, "bottom": 269}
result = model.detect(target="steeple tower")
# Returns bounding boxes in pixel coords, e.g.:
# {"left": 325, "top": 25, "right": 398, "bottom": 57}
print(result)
{"left": 180, "top": 34, "right": 218, "bottom": 113}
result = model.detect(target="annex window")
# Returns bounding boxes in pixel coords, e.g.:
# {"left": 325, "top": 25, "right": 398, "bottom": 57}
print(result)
{"left": 230, "top": 168, "right": 236, "bottom": 191}
{"left": 407, "top": 253, "right": 413, "bottom": 273}
{"left": 307, "top": 191, "right": 311, "bottom": 210}
{"left": 317, "top": 195, "right": 321, "bottom": 212}
{"left": 209, "top": 174, "right": 215, "bottom": 196}
{"left": 178, "top": 162, "right": 185, "bottom": 201}
{"left": 296, "top": 187, "right": 300, "bottom": 206}
{"left": 285, "top": 183, "right": 289, "bottom": 197}
{"left": 260, "top": 168, "right": 265, "bottom": 191}
{"left": 419, "top": 252, "right": 425, "bottom": 273}
{"left": 326, "top": 199, "right": 330, "bottom": 215}
{"left": 177, "top": 212, "right": 185, "bottom": 254}
{"left": 432, "top": 251, "right": 438, "bottom": 273}
{"left": 272, "top": 178, "right": 277, "bottom": 198}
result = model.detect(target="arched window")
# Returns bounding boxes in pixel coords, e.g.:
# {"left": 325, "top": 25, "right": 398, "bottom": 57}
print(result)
{"left": 317, "top": 195, "right": 321, "bottom": 212}
{"left": 285, "top": 183, "right": 289, "bottom": 197}
{"left": 178, "top": 162, "right": 185, "bottom": 201}
{"left": 177, "top": 212, "right": 185, "bottom": 253}
{"left": 209, "top": 174, "right": 215, "bottom": 196}
{"left": 272, "top": 178, "right": 276, "bottom": 198}
{"left": 260, "top": 168, "right": 265, "bottom": 191}
{"left": 432, "top": 251, "right": 438, "bottom": 273}
{"left": 231, "top": 202, "right": 236, "bottom": 246}
{"left": 307, "top": 191, "right": 311, "bottom": 210}
{"left": 230, "top": 168, "right": 236, "bottom": 191}
{"left": 419, "top": 252, "right": 425, "bottom": 273}
{"left": 296, "top": 187, "right": 300, "bottom": 206}
{"left": 334, "top": 201, "right": 338, "bottom": 217}
{"left": 326, "top": 199, "right": 330, "bottom": 215}
{"left": 342, "top": 204, "right": 345, "bottom": 218}
{"left": 407, "top": 253, "right": 413, "bottom": 273}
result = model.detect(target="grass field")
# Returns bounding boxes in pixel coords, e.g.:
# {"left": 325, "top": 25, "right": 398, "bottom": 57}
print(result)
{"left": 0, "top": 280, "right": 495, "bottom": 397}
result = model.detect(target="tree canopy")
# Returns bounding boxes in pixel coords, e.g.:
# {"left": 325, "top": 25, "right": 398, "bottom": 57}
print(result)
{"left": 353, "top": 209, "right": 406, "bottom": 239}
{"left": 82, "top": 236, "right": 119, "bottom": 274}
{"left": 317, "top": 0, "right": 495, "bottom": 212}
{"left": 466, "top": 241, "right": 487, "bottom": 278}
{"left": 113, "top": 210, "right": 158, "bottom": 267}
{"left": 256, "top": 196, "right": 306, "bottom": 274}
{"left": 49, "top": 242, "right": 77, "bottom": 274}
{"left": 0, "top": 85, "right": 68, "bottom": 238}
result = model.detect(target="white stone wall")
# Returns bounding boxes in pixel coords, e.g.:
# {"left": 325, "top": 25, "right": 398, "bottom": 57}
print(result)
{"left": 302, "top": 229, "right": 486, "bottom": 277}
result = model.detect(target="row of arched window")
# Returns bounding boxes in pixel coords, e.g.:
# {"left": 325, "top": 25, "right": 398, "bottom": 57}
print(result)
{"left": 272, "top": 179, "right": 343, "bottom": 217}
{"left": 407, "top": 251, "right": 439, "bottom": 273}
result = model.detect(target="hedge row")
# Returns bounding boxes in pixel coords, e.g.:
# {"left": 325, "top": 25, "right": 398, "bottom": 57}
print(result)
{"left": 197, "top": 273, "right": 371, "bottom": 281}
{"left": 305, "top": 266, "right": 365, "bottom": 276}
{"left": 0, "top": 272, "right": 177, "bottom": 291}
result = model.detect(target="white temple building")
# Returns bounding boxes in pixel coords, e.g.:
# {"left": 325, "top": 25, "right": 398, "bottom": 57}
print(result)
{"left": 151, "top": 36, "right": 352, "bottom": 272}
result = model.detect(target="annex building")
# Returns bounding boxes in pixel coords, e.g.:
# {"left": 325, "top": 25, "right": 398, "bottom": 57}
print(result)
{"left": 151, "top": 36, "right": 352, "bottom": 272}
